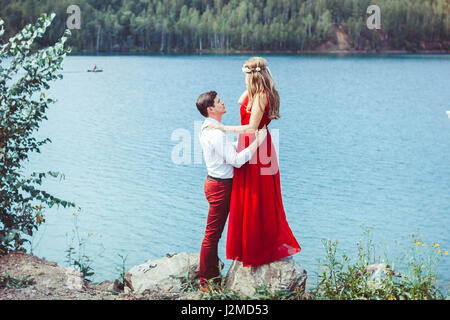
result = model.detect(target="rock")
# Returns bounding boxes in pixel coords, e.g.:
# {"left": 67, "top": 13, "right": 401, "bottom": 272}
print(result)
{"left": 364, "top": 263, "right": 400, "bottom": 290}
{"left": 0, "top": 252, "right": 130, "bottom": 300}
{"left": 224, "top": 256, "right": 307, "bottom": 297}
{"left": 112, "top": 279, "right": 124, "bottom": 292}
{"left": 64, "top": 267, "right": 84, "bottom": 291}
{"left": 96, "top": 280, "right": 115, "bottom": 292}
{"left": 124, "top": 252, "right": 200, "bottom": 295}
{"left": 364, "top": 263, "right": 398, "bottom": 276}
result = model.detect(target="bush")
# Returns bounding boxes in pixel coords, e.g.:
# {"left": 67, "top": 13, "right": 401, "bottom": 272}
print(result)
{"left": 0, "top": 13, "right": 74, "bottom": 255}
{"left": 310, "top": 228, "right": 448, "bottom": 300}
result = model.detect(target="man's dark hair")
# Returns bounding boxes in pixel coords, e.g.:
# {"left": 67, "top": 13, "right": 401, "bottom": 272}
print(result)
{"left": 196, "top": 91, "right": 217, "bottom": 117}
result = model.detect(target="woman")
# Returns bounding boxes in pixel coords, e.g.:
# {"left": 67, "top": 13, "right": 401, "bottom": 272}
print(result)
{"left": 209, "top": 57, "right": 301, "bottom": 266}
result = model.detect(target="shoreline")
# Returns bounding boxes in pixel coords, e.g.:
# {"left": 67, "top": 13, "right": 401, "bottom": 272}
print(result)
{"left": 0, "top": 251, "right": 309, "bottom": 300}
{"left": 69, "top": 49, "right": 450, "bottom": 56}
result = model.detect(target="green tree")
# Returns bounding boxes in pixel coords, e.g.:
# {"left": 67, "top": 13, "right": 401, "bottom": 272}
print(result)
{"left": 0, "top": 13, "right": 74, "bottom": 255}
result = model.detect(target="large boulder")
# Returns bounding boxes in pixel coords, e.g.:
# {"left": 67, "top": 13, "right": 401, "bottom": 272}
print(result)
{"left": 124, "top": 252, "right": 200, "bottom": 295}
{"left": 224, "top": 256, "right": 307, "bottom": 297}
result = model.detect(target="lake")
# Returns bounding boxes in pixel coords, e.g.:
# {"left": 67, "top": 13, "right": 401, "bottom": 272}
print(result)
{"left": 25, "top": 54, "right": 450, "bottom": 289}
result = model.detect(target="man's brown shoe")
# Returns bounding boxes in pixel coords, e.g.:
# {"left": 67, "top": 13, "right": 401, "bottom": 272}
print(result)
{"left": 199, "top": 284, "right": 225, "bottom": 294}
{"left": 199, "top": 285, "right": 211, "bottom": 293}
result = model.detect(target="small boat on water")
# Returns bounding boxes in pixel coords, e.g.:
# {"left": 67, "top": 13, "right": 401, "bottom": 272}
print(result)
{"left": 88, "top": 65, "right": 103, "bottom": 72}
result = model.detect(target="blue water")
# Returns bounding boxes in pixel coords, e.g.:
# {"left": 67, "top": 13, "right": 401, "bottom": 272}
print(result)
{"left": 25, "top": 54, "right": 450, "bottom": 290}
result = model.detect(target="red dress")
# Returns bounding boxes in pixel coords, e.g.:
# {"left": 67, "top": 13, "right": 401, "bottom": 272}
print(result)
{"left": 226, "top": 96, "right": 301, "bottom": 266}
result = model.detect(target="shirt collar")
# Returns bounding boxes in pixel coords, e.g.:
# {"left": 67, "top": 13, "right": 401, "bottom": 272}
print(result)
{"left": 205, "top": 117, "right": 220, "bottom": 124}
{"left": 200, "top": 117, "right": 221, "bottom": 136}
{"left": 201, "top": 117, "right": 220, "bottom": 128}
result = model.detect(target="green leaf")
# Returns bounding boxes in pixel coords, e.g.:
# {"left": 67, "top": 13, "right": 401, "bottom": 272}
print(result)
{"left": 0, "top": 12, "right": 74, "bottom": 255}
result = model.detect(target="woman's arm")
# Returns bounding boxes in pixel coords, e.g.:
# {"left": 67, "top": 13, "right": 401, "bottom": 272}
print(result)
{"left": 214, "top": 126, "right": 268, "bottom": 169}
{"left": 222, "top": 93, "right": 266, "bottom": 134}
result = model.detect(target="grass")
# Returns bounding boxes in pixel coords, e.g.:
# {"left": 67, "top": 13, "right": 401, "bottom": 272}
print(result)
{"left": 309, "top": 227, "right": 449, "bottom": 300}
{"left": 0, "top": 271, "right": 34, "bottom": 289}
{"left": 113, "top": 253, "right": 129, "bottom": 292}
{"left": 64, "top": 207, "right": 95, "bottom": 281}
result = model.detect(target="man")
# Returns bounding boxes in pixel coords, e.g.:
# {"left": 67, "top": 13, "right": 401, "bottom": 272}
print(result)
{"left": 196, "top": 90, "right": 267, "bottom": 292}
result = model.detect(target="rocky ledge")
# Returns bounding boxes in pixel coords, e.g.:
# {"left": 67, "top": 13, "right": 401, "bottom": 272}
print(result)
{"left": 0, "top": 251, "right": 308, "bottom": 300}
{"left": 0, "top": 251, "right": 128, "bottom": 300}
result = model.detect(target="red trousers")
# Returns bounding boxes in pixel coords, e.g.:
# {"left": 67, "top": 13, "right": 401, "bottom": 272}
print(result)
{"left": 199, "top": 177, "right": 232, "bottom": 286}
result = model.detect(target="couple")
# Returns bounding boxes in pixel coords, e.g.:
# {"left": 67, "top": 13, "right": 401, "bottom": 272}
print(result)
{"left": 196, "top": 57, "right": 301, "bottom": 292}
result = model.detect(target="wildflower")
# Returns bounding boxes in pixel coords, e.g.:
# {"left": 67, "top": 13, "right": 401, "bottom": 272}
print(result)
{"left": 438, "top": 249, "right": 441, "bottom": 254}
{"left": 434, "top": 243, "right": 439, "bottom": 248}
{"left": 420, "top": 234, "right": 423, "bottom": 238}
{"left": 445, "top": 251, "right": 448, "bottom": 256}
{"left": 415, "top": 241, "right": 420, "bottom": 246}
{"left": 422, "top": 243, "right": 426, "bottom": 247}
{"left": 387, "top": 297, "right": 394, "bottom": 300}
{"left": 72, "top": 229, "right": 75, "bottom": 233}
{"left": 72, "top": 212, "right": 76, "bottom": 216}
{"left": 367, "top": 229, "right": 370, "bottom": 233}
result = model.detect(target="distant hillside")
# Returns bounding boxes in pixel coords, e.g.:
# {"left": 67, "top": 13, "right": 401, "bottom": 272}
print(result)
{"left": 313, "top": 25, "right": 449, "bottom": 53}
{"left": 0, "top": 0, "right": 448, "bottom": 53}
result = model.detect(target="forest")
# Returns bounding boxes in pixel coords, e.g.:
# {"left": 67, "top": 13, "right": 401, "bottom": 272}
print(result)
{"left": 0, "top": 0, "right": 449, "bottom": 53}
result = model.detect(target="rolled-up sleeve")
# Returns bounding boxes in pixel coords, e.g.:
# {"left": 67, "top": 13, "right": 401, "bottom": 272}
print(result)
{"left": 211, "top": 131, "right": 251, "bottom": 168}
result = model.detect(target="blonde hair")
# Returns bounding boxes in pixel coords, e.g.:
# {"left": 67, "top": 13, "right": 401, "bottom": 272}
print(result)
{"left": 243, "top": 57, "right": 280, "bottom": 120}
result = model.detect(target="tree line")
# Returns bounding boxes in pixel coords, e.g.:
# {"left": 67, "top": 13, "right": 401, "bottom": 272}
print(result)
{"left": 0, "top": 0, "right": 448, "bottom": 53}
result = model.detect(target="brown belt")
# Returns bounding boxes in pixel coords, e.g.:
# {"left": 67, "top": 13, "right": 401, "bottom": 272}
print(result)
{"left": 207, "top": 175, "right": 233, "bottom": 183}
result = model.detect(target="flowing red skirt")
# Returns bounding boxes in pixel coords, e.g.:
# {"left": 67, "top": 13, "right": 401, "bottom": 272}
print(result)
{"left": 226, "top": 125, "right": 301, "bottom": 267}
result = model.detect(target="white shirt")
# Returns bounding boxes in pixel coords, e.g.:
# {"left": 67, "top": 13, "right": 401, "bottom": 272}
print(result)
{"left": 199, "top": 117, "right": 252, "bottom": 179}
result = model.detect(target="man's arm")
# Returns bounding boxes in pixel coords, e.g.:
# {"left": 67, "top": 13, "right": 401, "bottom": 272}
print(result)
{"left": 211, "top": 127, "right": 267, "bottom": 168}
